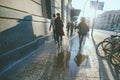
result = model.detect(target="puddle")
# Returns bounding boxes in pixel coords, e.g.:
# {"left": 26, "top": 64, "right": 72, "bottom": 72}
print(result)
{"left": 50, "top": 35, "right": 91, "bottom": 80}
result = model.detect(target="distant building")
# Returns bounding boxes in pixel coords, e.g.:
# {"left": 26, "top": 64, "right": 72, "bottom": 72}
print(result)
{"left": 95, "top": 10, "right": 120, "bottom": 31}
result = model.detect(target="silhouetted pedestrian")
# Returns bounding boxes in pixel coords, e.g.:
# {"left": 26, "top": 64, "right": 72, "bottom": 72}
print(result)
{"left": 66, "top": 21, "right": 71, "bottom": 37}
{"left": 70, "top": 21, "right": 74, "bottom": 36}
{"left": 55, "top": 13, "right": 64, "bottom": 47}
{"left": 49, "top": 14, "right": 57, "bottom": 43}
{"left": 77, "top": 17, "right": 89, "bottom": 51}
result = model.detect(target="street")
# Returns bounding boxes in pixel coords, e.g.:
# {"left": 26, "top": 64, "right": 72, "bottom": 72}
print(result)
{"left": 0, "top": 29, "right": 119, "bottom": 80}
{"left": 93, "top": 29, "right": 116, "bottom": 43}
{"left": 0, "top": 0, "right": 120, "bottom": 80}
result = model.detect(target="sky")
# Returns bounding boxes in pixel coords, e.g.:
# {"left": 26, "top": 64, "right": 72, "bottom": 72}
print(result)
{"left": 72, "top": 0, "right": 120, "bottom": 11}
{"left": 72, "top": 0, "right": 120, "bottom": 20}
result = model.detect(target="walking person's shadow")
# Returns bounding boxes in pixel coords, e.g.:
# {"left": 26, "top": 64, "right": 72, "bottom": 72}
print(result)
{"left": 0, "top": 15, "right": 36, "bottom": 54}
{"left": 0, "top": 15, "right": 36, "bottom": 77}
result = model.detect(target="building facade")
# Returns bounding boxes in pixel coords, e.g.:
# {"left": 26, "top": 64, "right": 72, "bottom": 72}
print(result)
{"left": 0, "top": 0, "right": 72, "bottom": 72}
{"left": 95, "top": 10, "right": 120, "bottom": 31}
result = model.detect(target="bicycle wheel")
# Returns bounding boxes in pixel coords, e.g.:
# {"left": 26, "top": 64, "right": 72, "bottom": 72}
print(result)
{"left": 109, "top": 52, "right": 120, "bottom": 66}
{"left": 104, "top": 35, "right": 120, "bottom": 54}
{"left": 104, "top": 37, "right": 112, "bottom": 41}
{"left": 103, "top": 41, "right": 113, "bottom": 54}
{"left": 96, "top": 41, "right": 111, "bottom": 58}
{"left": 104, "top": 35, "right": 120, "bottom": 42}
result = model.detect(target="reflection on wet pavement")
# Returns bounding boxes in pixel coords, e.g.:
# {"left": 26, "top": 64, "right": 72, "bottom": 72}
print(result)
{"left": 55, "top": 50, "right": 70, "bottom": 71}
{"left": 74, "top": 54, "right": 87, "bottom": 67}
{"left": 51, "top": 34, "right": 91, "bottom": 80}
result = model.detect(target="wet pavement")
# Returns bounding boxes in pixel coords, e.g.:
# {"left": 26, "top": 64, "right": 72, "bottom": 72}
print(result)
{"left": 49, "top": 32, "right": 100, "bottom": 80}
{"left": 0, "top": 30, "right": 119, "bottom": 80}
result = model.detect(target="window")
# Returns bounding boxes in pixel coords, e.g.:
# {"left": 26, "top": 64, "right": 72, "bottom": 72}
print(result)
{"left": 45, "top": 0, "right": 51, "bottom": 19}
{"left": 41, "top": 0, "right": 51, "bottom": 19}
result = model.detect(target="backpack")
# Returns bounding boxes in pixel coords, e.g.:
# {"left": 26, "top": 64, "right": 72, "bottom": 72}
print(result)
{"left": 78, "top": 22, "right": 89, "bottom": 35}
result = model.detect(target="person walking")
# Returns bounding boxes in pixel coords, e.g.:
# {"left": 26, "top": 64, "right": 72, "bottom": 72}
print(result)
{"left": 49, "top": 14, "right": 56, "bottom": 43}
{"left": 70, "top": 21, "right": 74, "bottom": 37}
{"left": 55, "top": 13, "right": 64, "bottom": 48}
{"left": 66, "top": 21, "right": 71, "bottom": 37}
{"left": 77, "top": 17, "right": 89, "bottom": 52}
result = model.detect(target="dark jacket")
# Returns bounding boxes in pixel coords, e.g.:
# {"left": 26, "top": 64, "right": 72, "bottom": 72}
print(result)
{"left": 78, "top": 22, "right": 89, "bottom": 35}
{"left": 55, "top": 17, "right": 64, "bottom": 35}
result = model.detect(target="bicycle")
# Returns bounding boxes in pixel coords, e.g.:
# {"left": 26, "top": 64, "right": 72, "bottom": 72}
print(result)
{"left": 96, "top": 32, "right": 120, "bottom": 58}
{"left": 96, "top": 31, "right": 120, "bottom": 75}
{"left": 96, "top": 40, "right": 112, "bottom": 58}
{"left": 109, "top": 40, "right": 120, "bottom": 66}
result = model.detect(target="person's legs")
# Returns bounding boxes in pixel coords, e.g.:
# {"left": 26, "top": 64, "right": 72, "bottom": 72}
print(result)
{"left": 82, "top": 35, "right": 86, "bottom": 46}
{"left": 60, "top": 35, "right": 62, "bottom": 42}
{"left": 53, "top": 30, "right": 56, "bottom": 42}
{"left": 78, "top": 33, "right": 81, "bottom": 49}
{"left": 80, "top": 35, "right": 86, "bottom": 53}
{"left": 56, "top": 33, "right": 60, "bottom": 48}
{"left": 60, "top": 35, "right": 62, "bottom": 46}
{"left": 67, "top": 30, "right": 69, "bottom": 37}
{"left": 79, "top": 35, "right": 83, "bottom": 52}
{"left": 70, "top": 29, "right": 73, "bottom": 36}
{"left": 56, "top": 33, "right": 59, "bottom": 43}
